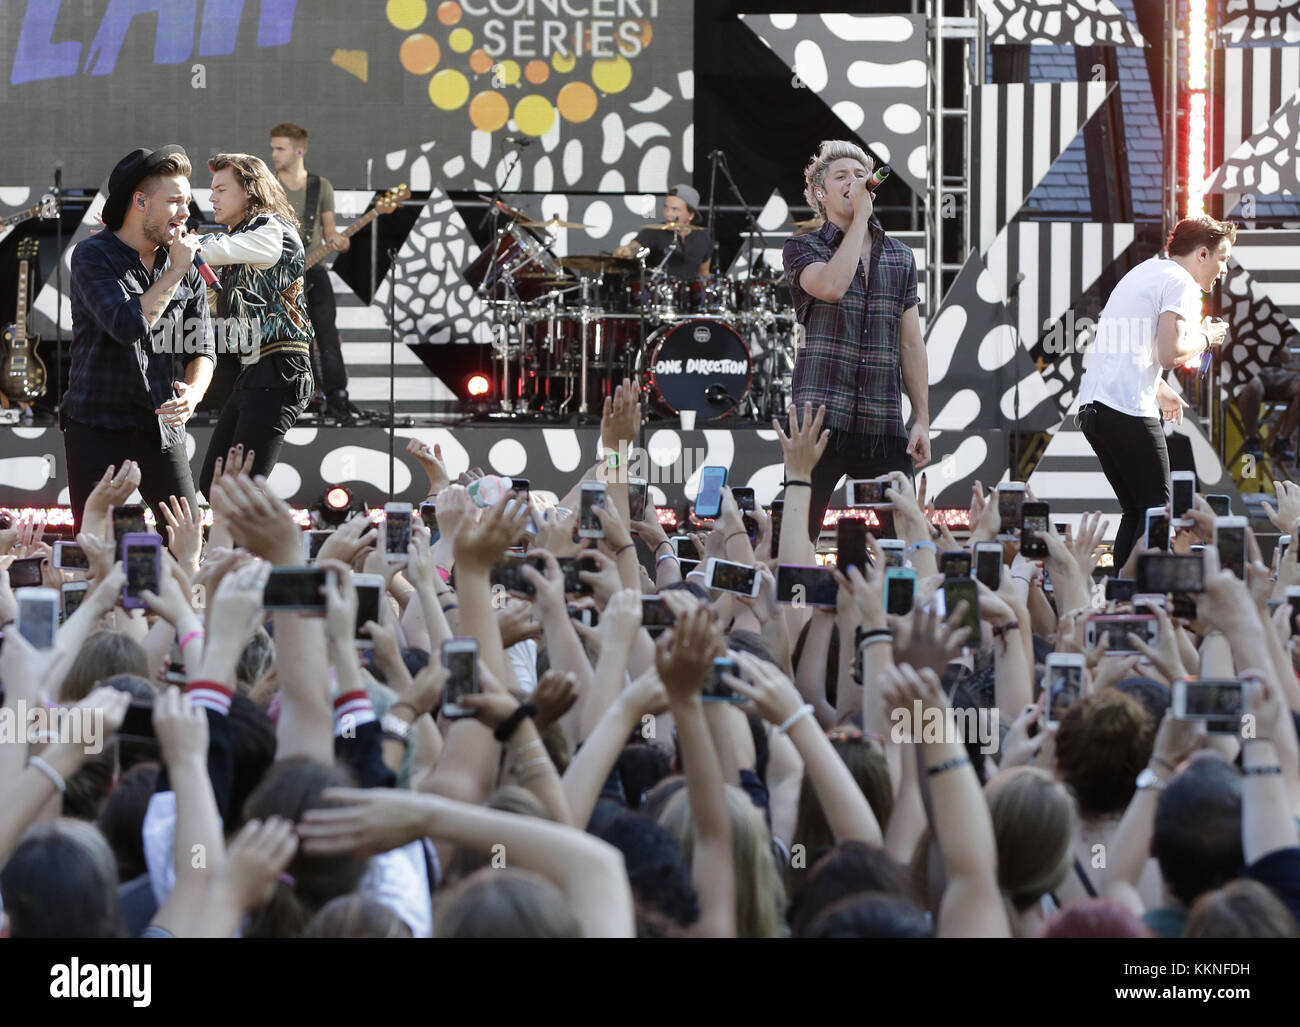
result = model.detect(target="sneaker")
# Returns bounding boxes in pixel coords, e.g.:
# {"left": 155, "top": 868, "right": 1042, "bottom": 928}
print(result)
{"left": 1270, "top": 437, "right": 1296, "bottom": 462}
{"left": 1243, "top": 435, "right": 1264, "bottom": 456}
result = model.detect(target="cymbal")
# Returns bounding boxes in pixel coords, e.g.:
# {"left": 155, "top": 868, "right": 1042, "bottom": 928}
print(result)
{"left": 520, "top": 215, "right": 594, "bottom": 230}
{"left": 560, "top": 254, "right": 641, "bottom": 274}
{"left": 640, "top": 221, "right": 703, "bottom": 234}
{"left": 478, "top": 194, "right": 528, "bottom": 221}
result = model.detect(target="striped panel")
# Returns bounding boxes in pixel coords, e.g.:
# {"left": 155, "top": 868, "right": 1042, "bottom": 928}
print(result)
{"left": 1230, "top": 230, "right": 1300, "bottom": 336}
{"left": 1215, "top": 46, "right": 1300, "bottom": 199}
{"left": 971, "top": 82, "right": 1115, "bottom": 256}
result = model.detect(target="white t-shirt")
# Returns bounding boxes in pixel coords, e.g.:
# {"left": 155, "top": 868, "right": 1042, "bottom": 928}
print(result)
{"left": 1076, "top": 257, "right": 1204, "bottom": 418}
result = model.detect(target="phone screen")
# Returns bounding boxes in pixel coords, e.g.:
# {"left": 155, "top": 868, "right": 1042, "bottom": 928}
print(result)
{"left": 17, "top": 595, "right": 56, "bottom": 649}
{"left": 354, "top": 584, "right": 382, "bottom": 639}
{"left": 62, "top": 584, "right": 88, "bottom": 620}
{"left": 1206, "top": 495, "right": 1231, "bottom": 517}
{"left": 1172, "top": 477, "right": 1196, "bottom": 518}
{"left": 580, "top": 485, "right": 607, "bottom": 534}
{"left": 941, "top": 552, "right": 972, "bottom": 578}
{"left": 1046, "top": 663, "right": 1084, "bottom": 727}
{"left": 769, "top": 501, "right": 783, "bottom": 559}
{"left": 420, "top": 503, "right": 438, "bottom": 536}
{"left": 443, "top": 643, "right": 479, "bottom": 715}
{"left": 942, "top": 578, "right": 980, "bottom": 640}
{"left": 850, "top": 478, "right": 887, "bottom": 506}
{"left": 56, "top": 543, "right": 88, "bottom": 570}
{"left": 1146, "top": 511, "right": 1171, "bottom": 551}
{"left": 628, "top": 479, "right": 648, "bottom": 521}
{"left": 710, "top": 560, "right": 757, "bottom": 595}
{"left": 673, "top": 536, "right": 700, "bottom": 561}
{"left": 1137, "top": 554, "right": 1205, "bottom": 594}
{"left": 1218, "top": 527, "right": 1246, "bottom": 579}
{"left": 885, "top": 570, "right": 916, "bottom": 615}
{"left": 1180, "top": 680, "right": 1243, "bottom": 722}
{"left": 641, "top": 596, "right": 676, "bottom": 636}
{"left": 112, "top": 505, "right": 147, "bottom": 544}
{"left": 125, "top": 543, "right": 159, "bottom": 600}
{"left": 695, "top": 467, "right": 726, "bottom": 518}
{"left": 837, "top": 519, "right": 868, "bottom": 575}
{"left": 263, "top": 568, "right": 329, "bottom": 611}
{"left": 776, "top": 565, "right": 838, "bottom": 607}
{"left": 998, "top": 488, "right": 1025, "bottom": 534}
{"left": 975, "top": 548, "right": 1001, "bottom": 591}
{"left": 1020, "top": 503, "right": 1049, "bottom": 557}
{"left": 1106, "top": 578, "right": 1137, "bottom": 603}
{"left": 385, "top": 507, "right": 412, "bottom": 558}
{"left": 8, "top": 557, "right": 43, "bottom": 588}
{"left": 703, "top": 657, "right": 741, "bottom": 702}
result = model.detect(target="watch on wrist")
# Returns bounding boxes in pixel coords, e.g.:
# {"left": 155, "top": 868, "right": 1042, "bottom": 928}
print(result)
{"left": 1136, "top": 767, "right": 1166, "bottom": 792}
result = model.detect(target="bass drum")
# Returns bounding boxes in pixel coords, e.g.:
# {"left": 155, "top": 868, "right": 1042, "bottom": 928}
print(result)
{"left": 644, "top": 319, "right": 752, "bottom": 419}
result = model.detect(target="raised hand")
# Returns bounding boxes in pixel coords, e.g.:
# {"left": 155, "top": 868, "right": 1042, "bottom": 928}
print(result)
{"left": 654, "top": 603, "right": 723, "bottom": 702}
{"left": 316, "top": 512, "right": 378, "bottom": 568}
{"left": 152, "top": 685, "right": 209, "bottom": 769}
{"left": 773, "top": 402, "right": 829, "bottom": 481}
{"left": 210, "top": 473, "right": 300, "bottom": 565}
{"left": 406, "top": 437, "right": 451, "bottom": 496}
{"left": 452, "top": 495, "right": 530, "bottom": 576}
{"left": 159, "top": 495, "right": 204, "bottom": 574}
{"left": 533, "top": 669, "right": 579, "bottom": 731}
{"left": 601, "top": 376, "right": 642, "bottom": 454}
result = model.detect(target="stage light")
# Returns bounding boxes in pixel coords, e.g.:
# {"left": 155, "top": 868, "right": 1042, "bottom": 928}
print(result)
{"left": 466, "top": 374, "right": 491, "bottom": 397}
{"left": 326, "top": 487, "right": 351, "bottom": 511}
{"left": 313, "top": 485, "right": 360, "bottom": 527}
{"left": 1184, "top": 0, "right": 1210, "bottom": 218}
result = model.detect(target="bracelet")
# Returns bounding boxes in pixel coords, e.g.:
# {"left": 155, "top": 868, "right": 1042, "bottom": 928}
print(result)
{"left": 515, "top": 737, "right": 547, "bottom": 757}
{"left": 927, "top": 756, "right": 972, "bottom": 777}
{"left": 381, "top": 730, "right": 411, "bottom": 748}
{"left": 440, "top": 603, "right": 459, "bottom": 613}
{"left": 28, "top": 755, "right": 66, "bottom": 793}
{"left": 858, "top": 627, "right": 892, "bottom": 640}
{"left": 389, "top": 701, "right": 419, "bottom": 720}
{"left": 776, "top": 703, "right": 816, "bottom": 734}
{"left": 1150, "top": 755, "right": 1176, "bottom": 771}
{"left": 1243, "top": 765, "right": 1283, "bottom": 776}
{"left": 493, "top": 702, "right": 539, "bottom": 742}
{"left": 178, "top": 629, "right": 205, "bottom": 652}
{"left": 784, "top": 480, "right": 812, "bottom": 489}
{"left": 656, "top": 539, "right": 673, "bottom": 553}
{"left": 605, "top": 451, "right": 621, "bottom": 469}
{"left": 615, "top": 542, "right": 635, "bottom": 556}
{"left": 1242, "top": 737, "right": 1275, "bottom": 745}
{"left": 656, "top": 552, "right": 679, "bottom": 566}
{"left": 380, "top": 714, "right": 411, "bottom": 741}
{"left": 725, "top": 530, "right": 748, "bottom": 544}
{"left": 513, "top": 755, "right": 553, "bottom": 776}
{"left": 907, "top": 540, "right": 936, "bottom": 553}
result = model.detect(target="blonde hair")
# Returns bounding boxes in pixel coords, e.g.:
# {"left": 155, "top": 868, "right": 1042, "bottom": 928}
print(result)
{"left": 802, "top": 140, "right": 874, "bottom": 220}
{"left": 985, "top": 766, "right": 1077, "bottom": 912}
{"left": 208, "top": 152, "right": 300, "bottom": 229}
{"left": 659, "top": 784, "right": 785, "bottom": 938}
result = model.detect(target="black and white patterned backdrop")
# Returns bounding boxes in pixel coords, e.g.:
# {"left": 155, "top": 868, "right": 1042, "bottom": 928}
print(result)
{"left": 976, "top": 0, "right": 1146, "bottom": 46}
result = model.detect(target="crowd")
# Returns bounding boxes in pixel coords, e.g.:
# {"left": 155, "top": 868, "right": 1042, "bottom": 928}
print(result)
{"left": 1, "top": 379, "right": 1299, "bottom": 939}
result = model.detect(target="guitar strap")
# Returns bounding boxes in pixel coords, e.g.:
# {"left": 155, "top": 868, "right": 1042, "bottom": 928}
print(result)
{"left": 301, "top": 174, "right": 322, "bottom": 252}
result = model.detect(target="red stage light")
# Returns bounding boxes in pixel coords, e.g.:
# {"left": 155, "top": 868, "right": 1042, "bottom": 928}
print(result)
{"left": 325, "top": 486, "right": 352, "bottom": 510}
{"left": 466, "top": 374, "right": 491, "bottom": 397}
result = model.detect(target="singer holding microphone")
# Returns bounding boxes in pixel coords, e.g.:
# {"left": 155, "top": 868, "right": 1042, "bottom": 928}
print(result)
{"left": 64, "top": 144, "right": 214, "bottom": 529}
{"left": 782, "top": 140, "right": 929, "bottom": 538}
{"left": 195, "top": 153, "right": 315, "bottom": 497}
{"left": 1076, "top": 215, "right": 1235, "bottom": 566}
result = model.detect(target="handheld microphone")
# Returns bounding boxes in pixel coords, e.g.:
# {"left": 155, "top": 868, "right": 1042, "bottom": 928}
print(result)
{"left": 504, "top": 136, "right": 533, "bottom": 147}
{"left": 192, "top": 251, "right": 220, "bottom": 290}
{"left": 867, "top": 165, "right": 891, "bottom": 190}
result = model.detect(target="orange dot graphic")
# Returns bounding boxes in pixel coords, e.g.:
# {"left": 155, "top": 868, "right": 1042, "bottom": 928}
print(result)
{"left": 469, "top": 91, "right": 510, "bottom": 133}
{"left": 469, "top": 48, "right": 493, "bottom": 74}
{"left": 437, "top": 1, "right": 461, "bottom": 25}
{"left": 557, "top": 80, "right": 598, "bottom": 123}
{"left": 525, "top": 59, "right": 549, "bottom": 85}
{"left": 400, "top": 33, "right": 440, "bottom": 75}
{"left": 617, "top": 19, "right": 653, "bottom": 54}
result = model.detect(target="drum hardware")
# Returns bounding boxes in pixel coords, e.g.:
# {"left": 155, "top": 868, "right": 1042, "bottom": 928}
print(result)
{"left": 639, "top": 220, "right": 704, "bottom": 234}
{"left": 519, "top": 215, "right": 595, "bottom": 231}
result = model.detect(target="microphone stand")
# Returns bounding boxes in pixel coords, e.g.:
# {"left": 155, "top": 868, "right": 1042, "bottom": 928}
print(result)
{"left": 706, "top": 150, "right": 722, "bottom": 272}
{"left": 714, "top": 152, "right": 762, "bottom": 278}
{"left": 52, "top": 165, "right": 63, "bottom": 415}
{"left": 387, "top": 245, "right": 398, "bottom": 501}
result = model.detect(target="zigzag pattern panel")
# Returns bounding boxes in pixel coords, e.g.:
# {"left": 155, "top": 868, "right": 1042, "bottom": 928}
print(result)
{"left": 28, "top": 185, "right": 108, "bottom": 338}
{"left": 1218, "top": 259, "right": 1300, "bottom": 402}
{"left": 971, "top": 82, "right": 1114, "bottom": 256}
{"left": 977, "top": 0, "right": 1146, "bottom": 46}
{"left": 1207, "top": 92, "right": 1300, "bottom": 196}
{"left": 1229, "top": 230, "right": 1300, "bottom": 337}
{"left": 1221, "top": 0, "right": 1300, "bottom": 43}
{"left": 1218, "top": 46, "right": 1300, "bottom": 161}
{"left": 736, "top": 13, "right": 929, "bottom": 196}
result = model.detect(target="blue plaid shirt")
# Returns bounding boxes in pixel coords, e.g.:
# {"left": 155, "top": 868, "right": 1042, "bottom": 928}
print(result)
{"left": 64, "top": 230, "right": 213, "bottom": 450}
{"left": 783, "top": 218, "right": 918, "bottom": 445}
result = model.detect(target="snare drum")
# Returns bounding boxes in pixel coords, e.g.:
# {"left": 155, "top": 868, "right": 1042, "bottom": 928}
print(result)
{"left": 644, "top": 319, "right": 752, "bottom": 419}
{"left": 736, "top": 278, "right": 781, "bottom": 315}
{"left": 690, "top": 275, "right": 735, "bottom": 315}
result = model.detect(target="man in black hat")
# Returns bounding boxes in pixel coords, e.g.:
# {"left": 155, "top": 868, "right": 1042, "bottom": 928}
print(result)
{"left": 613, "top": 184, "right": 712, "bottom": 280}
{"left": 64, "top": 145, "right": 215, "bottom": 528}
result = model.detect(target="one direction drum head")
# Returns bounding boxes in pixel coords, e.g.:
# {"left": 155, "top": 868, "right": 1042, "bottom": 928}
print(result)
{"left": 647, "top": 319, "right": 752, "bottom": 418}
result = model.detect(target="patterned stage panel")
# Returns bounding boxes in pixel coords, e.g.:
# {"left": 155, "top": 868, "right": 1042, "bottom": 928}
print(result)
{"left": 975, "top": 0, "right": 1146, "bottom": 46}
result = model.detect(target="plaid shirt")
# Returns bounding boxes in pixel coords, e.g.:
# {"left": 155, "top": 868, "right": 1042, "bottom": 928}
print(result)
{"left": 64, "top": 230, "right": 213, "bottom": 450}
{"left": 783, "top": 218, "right": 918, "bottom": 444}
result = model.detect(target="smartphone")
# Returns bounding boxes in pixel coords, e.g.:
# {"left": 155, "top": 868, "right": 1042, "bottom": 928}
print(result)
{"left": 511, "top": 479, "right": 530, "bottom": 505}
{"left": 1215, "top": 516, "right": 1248, "bottom": 580}
{"left": 111, "top": 504, "right": 147, "bottom": 545}
{"left": 419, "top": 501, "right": 439, "bottom": 538}
{"left": 1020, "top": 501, "right": 1050, "bottom": 559}
{"left": 1286, "top": 585, "right": 1300, "bottom": 636}
{"left": 61, "top": 580, "right": 89, "bottom": 621}
{"left": 837, "top": 518, "right": 869, "bottom": 575}
{"left": 52, "top": 541, "right": 88, "bottom": 572}
{"left": 1206, "top": 494, "right": 1232, "bottom": 517}
{"left": 442, "top": 638, "right": 479, "bottom": 718}
{"left": 705, "top": 558, "right": 761, "bottom": 597}
{"left": 579, "top": 481, "right": 607, "bottom": 539}
{"left": 703, "top": 657, "right": 743, "bottom": 703}
{"left": 121, "top": 533, "right": 162, "bottom": 611}
{"left": 776, "top": 564, "right": 838, "bottom": 607}
{"left": 1280, "top": 534, "right": 1292, "bottom": 566}
{"left": 732, "top": 487, "right": 758, "bottom": 544}
{"left": 116, "top": 701, "right": 157, "bottom": 744}
{"left": 15, "top": 587, "right": 59, "bottom": 650}
{"left": 1045, "top": 653, "right": 1085, "bottom": 729}
{"left": 940, "top": 551, "right": 972, "bottom": 579}
{"left": 1085, "top": 613, "right": 1158, "bottom": 653}
{"left": 974, "top": 541, "right": 1002, "bottom": 591}
{"left": 303, "top": 529, "right": 334, "bottom": 563}
{"left": 1054, "top": 522, "right": 1070, "bottom": 540}
{"left": 491, "top": 556, "right": 547, "bottom": 596}
{"left": 567, "top": 603, "right": 599, "bottom": 628}
{"left": 641, "top": 595, "right": 676, "bottom": 637}
{"left": 8, "top": 557, "right": 44, "bottom": 588}
{"left": 679, "top": 558, "right": 700, "bottom": 576}
{"left": 879, "top": 538, "right": 906, "bottom": 568}
{"left": 997, "top": 482, "right": 1026, "bottom": 536}
{"left": 262, "top": 567, "right": 333, "bottom": 612}
{"left": 1171, "top": 471, "right": 1196, "bottom": 519}
{"left": 846, "top": 477, "right": 890, "bottom": 508}
{"left": 1136, "top": 553, "right": 1205, "bottom": 595}
{"left": 694, "top": 466, "right": 728, "bottom": 520}
{"left": 885, "top": 567, "right": 917, "bottom": 615}
{"left": 1172, "top": 677, "right": 1243, "bottom": 732}
{"left": 384, "top": 502, "right": 413, "bottom": 565}
{"left": 1144, "top": 506, "right": 1171, "bottom": 551}
{"left": 353, "top": 573, "right": 384, "bottom": 647}
{"left": 941, "top": 577, "right": 980, "bottom": 643}
{"left": 558, "top": 555, "right": 596, "bottom": 596}
{"left": 1106, "top": 577, "right": 1137, "bottom": 603}
{"left": 628, "top": 477, "right": 648, "bottom": 522}
{"left": 672, "top": 535, "right": 700, "bottom": 561}
{"left": 768, "top": 500, "right": 783, "bottom": 559}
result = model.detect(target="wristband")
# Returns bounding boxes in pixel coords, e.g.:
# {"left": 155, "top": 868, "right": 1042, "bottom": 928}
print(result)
{"left": 187, "top": 679, "right": 233, "bottom": 716}
{"left": 380, "top": 714, "right": 411, "bottom": 743}
{"left": 388, "top": 701, "right": 419, "bottom": 720}
{"left": 927, "top": 756, "right": 971, "bottom": 777}
{"left": 28, "top": 755, "right": 66, "bottom": 793}
{"left": 514, "top": 755, "right": 553, "bottom": 776}
{"left": 656, "top": 553, "right": 679, "bottom": 566}
{"left": 1243, "top": 765, "right": 1283, "bottom": 776}
{"left": 605, "top": 451, "right": 621, "bottom": 469}
{"left": 776, "top": 703, "right": 816, "bottom": 735}
{"left": 493, "top": 702, "right": 539, "bottom": 742}
{"left": 1150, "top": 755, "right": 1177, "bottom": 771}
{"left": 656, "top": 539, "right": 673, "bottom": 553}
{"left": 725, "top": 530, "right": 748, "bottom": 544}
{"left": 440, "top": 603, "right": 459, "bottom": 613}
{"left": 178, "top": 629, "right": 205, "bottom": 653}
{"left": 784, "top": 480, "right": 812, "bottom": 490}
{"left": 615, "top": 542, "right": 635, "bottom": 556}
{"left": 907, "top": 540, "right": 936, "bottom": 553}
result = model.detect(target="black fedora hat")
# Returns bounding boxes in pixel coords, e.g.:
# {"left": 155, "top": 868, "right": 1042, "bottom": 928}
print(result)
{"left": 101, "top": 145, "right": 189, "bottom": 230}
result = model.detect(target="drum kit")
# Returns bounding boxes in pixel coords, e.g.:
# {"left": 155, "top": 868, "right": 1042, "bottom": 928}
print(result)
{"left": 464, "top": 196, "right": 802, "bottom": 422}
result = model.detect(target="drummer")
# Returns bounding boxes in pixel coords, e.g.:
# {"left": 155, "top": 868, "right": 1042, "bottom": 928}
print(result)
{"left": 614, "top": 184, "right": 712, "bottom": 279}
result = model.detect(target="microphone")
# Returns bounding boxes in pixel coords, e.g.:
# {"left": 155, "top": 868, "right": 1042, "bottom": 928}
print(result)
{"left": 705, "top": 383, "right": 733, "bottom": 407}
{"left": 504, "top": 136, "right": 533, "bottom": 147}
{"left": 53, "top": 162, "right": 62, "bottom": 194}
{"left": 867, "top": 165, "right": 891, "bottom": 190}
{"left": 1006, "top": 271, "right": 1026, "bottom": 299}
{"left": 192, "top": 251, "right": 221, "bottom": 290}
{"left": 709, "top": 149, "right": 726, "bottom": 159}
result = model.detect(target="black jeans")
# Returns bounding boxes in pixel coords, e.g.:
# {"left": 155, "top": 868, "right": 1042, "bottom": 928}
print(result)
{"left": 804, "top": 431, "right": 914, "bottom": 539}
{"left": 1078, "top": 401, "right": 1169, "bottom": 567}
{"left": 305, "top": 266, "right": 346, "bottom": 396}
{"left": 199, "top": 358, "right": 313, "bottom": 497}
{"left": 63, "top": 419, "right": 197, "bottom": 532}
